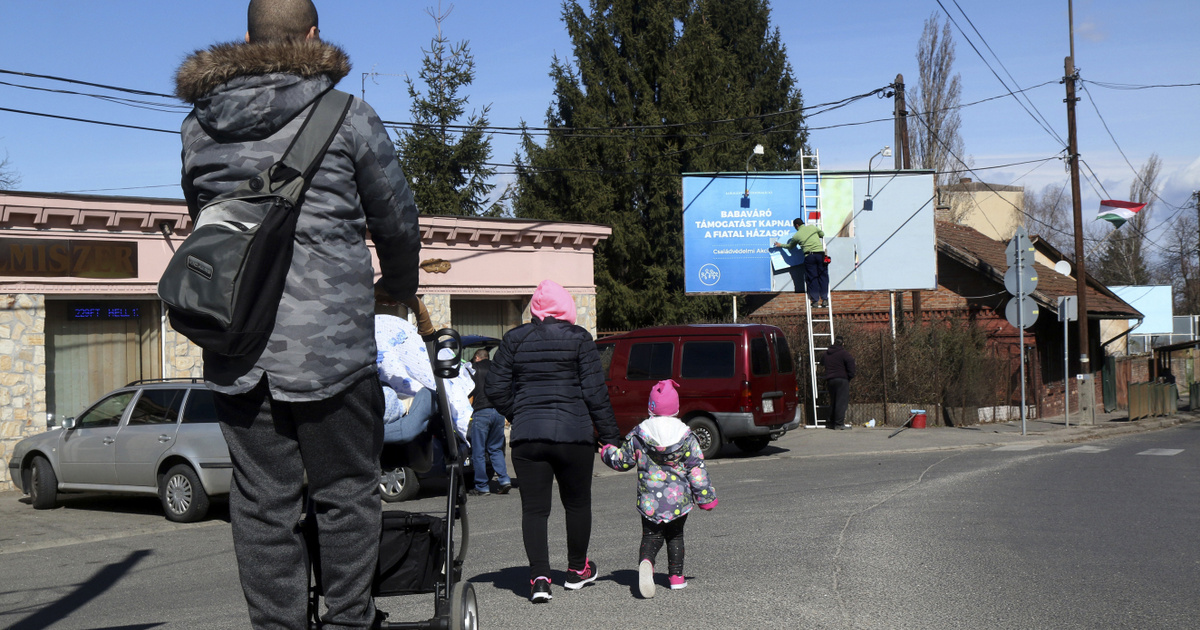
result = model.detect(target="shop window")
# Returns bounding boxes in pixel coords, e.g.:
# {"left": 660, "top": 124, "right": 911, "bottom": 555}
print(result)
{"left": 46, "top": 300, "right": 162, "bottom": 421}
{"left": 449, "top": 298, "right": 524, "bottom": 342}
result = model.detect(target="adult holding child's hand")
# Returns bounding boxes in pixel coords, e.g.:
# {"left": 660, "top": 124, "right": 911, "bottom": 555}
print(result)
{"left": 485, "top": 279, "right": 621, "bottom": 604}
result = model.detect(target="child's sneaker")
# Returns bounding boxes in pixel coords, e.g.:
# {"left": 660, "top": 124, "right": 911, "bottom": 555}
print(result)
{"left": 638, "top": 559, "right": 656, "bottom": 598}
{"left": 530, "top": 576, "right": 552, "bottom": 603}
{"left": 668, "top": 574, "right": 687, "bottom": 590}
{"left": 563, "top": 558, "right": 598, "bottom": 590}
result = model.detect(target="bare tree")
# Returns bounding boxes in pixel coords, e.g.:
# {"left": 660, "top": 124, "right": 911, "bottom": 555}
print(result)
{"left": 909, "top": 13, "right": 968, "bottom": 190}
{"left": 0, "top": 152, "right": 19, "bottom": 190}
{"left": 1158, "top": 207, "right": 1200, "bottom": 314}
{"left": 1025, "top": 181, "right": 1074, "bottom": 254}
{"left": 1092, "top": 154, "right": 1160, "bottom": 286}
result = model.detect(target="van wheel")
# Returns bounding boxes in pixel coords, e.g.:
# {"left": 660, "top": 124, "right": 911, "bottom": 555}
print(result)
{"left": 687, "top": 417, "right": 722, "bottom": 459}
{"left": 733, "top": 437, "right": 771, "bottom": 453}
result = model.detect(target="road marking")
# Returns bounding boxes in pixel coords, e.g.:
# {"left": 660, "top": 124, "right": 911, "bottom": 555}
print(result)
{"left": 738, "top": 479, "right": 764, "bottom": 483}
{"left": 1136, "top": 448, "right": 1183, "bottom": 456}
{"left": 1063, "top": 445, "right": 1109, "bottom": 453}
{"left": 993, "top": 444, "right": 1041, "bottom": 451}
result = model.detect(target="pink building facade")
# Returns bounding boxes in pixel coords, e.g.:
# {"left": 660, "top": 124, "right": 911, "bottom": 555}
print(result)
{"left": 0, "top": 191, "right": 610, "bottom": 490}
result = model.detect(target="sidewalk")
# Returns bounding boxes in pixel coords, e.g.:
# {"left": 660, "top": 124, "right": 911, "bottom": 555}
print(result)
{"left": 752, "top": 402, "right": 1197, "bottom": 462}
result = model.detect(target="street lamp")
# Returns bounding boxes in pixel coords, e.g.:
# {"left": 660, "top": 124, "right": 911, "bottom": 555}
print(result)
{"left": 863, "top": 145, "right": 893, "bottom": 211}
{"left": 741, "top": 144, "right": 765, "bottom": 208}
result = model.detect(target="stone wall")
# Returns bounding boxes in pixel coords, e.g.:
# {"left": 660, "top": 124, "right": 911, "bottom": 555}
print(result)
{"left": 1, "top": 294, "right": 48, "bottom": 492}
{"left": 162, "top": 317, "right": 204, "bottom": 380}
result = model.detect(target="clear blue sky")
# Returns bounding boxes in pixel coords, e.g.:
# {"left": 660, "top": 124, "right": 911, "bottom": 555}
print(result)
{"left": 1, "top": 1, "right": 1197, "bottom": 235}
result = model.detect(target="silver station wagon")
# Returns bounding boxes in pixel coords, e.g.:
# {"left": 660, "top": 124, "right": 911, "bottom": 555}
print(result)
{"left": 7, "top": 379, "right": 231, "bottom": 522}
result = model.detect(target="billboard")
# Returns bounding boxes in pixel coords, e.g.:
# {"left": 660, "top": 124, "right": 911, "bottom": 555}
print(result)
{"left": 683, "top": 171, "right": 937, "bottom": 294}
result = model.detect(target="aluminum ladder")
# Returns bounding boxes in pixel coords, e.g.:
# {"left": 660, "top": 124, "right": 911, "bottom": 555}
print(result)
{"left": 800, "top": 151, "right": 834, "bottom": 427}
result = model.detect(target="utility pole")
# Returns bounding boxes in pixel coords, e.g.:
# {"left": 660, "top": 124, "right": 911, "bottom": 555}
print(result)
{"left": 892, "top": 75, "right": 917, "bottom": 327}
{"left": 1065, "top": 8, "right": 1089, "bottom": 375}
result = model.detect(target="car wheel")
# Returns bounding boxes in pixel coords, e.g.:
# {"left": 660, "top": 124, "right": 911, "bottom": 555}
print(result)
{"left": 687, "top": 416, "right": 722, "bottom": 459}
{"left": 380, "top": 466, "right": 419, "bottom": 503}
{"left": 450, "top": 581, "right": 478, "bottom": 630}
{"left": 30, "top": 456, "right": 58, "bottom": 510}
{"left": 160, "top": 464, "right": 210, "bottom": 523}
{"left": 733, "top": 436, "right": 771, "bottom": 453}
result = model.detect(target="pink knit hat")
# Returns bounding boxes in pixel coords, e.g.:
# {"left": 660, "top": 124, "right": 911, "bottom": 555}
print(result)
{"left": 530, "top": 279, "right": 577, "bottom": 324}
{"left": 648, "top": 379, "right": 680, "bottom": 416}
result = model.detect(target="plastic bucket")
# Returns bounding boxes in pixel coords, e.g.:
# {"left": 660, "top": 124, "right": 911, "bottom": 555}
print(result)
{"left": 910, "top": 410, "right": 927, "bottom": 429}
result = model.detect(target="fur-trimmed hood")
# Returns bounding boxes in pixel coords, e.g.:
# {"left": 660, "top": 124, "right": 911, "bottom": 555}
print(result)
{"left": 174, "top": 39, "right": 351, "bottom": 141}
{"left": 174, "top": 39, "right": 350, "bottom": 103}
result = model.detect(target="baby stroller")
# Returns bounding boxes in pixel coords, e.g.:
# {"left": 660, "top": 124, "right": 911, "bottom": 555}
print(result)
{"left": 306, "top": 301, "right": 478, "bottom": 629}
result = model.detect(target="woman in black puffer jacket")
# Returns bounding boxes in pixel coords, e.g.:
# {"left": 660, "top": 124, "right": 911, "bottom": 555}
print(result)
{"left": 485, "top": 279, "right": 621, "bottom": 603}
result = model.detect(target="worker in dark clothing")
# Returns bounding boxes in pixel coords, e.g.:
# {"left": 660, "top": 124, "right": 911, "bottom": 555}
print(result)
{"left": 820, "top": 336, "right": 856, "bottom": 430}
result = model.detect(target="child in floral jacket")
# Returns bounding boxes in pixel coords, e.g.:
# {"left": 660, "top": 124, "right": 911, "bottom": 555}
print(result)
{"left": 601, "top": 379, "right": 717, "bottom": 598}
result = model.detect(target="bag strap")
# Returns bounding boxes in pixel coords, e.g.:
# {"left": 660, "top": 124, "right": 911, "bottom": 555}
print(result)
{"left": 276, "top": 89, "right": 354, "bottom": 181}
{"left": 240, "top": 90, "right": 353, "bottom": 204}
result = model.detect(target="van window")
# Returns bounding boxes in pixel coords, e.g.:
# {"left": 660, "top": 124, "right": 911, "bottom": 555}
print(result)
{"left": 627, "top": 342, "right": 673, "bottom": 380}
{"left": 750, "top": 337, "right": 771, "bottom": 376}
{"left": 680, "top": 341, "right": 735, "bottom": 379}
{"left": 774, "top": 334, "right": 794, "bottom": 374}
{"left": 596, "top": 343, "right": 615, "bottom": 379}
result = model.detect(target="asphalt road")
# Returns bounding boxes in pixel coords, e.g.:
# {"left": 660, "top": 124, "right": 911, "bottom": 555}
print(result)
{"left": 3, "top": 422, "right": 1198, "bottom": 629}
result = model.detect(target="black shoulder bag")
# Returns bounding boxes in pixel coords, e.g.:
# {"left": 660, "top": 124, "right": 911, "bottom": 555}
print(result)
{"left": 158, "top": 90, "right": 353, "bottom": 357}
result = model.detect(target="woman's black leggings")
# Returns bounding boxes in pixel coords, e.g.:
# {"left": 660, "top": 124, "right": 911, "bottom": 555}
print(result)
{"left": 510, "top": 442, "right": 595, "bottom": 580}
{"left": 640, "top": 514, "right": 688, "bottom": 576}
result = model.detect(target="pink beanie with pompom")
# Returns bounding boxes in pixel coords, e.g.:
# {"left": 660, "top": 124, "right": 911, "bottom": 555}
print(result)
{"left": 648, "top": 379, "right": 680, "bottom": 417}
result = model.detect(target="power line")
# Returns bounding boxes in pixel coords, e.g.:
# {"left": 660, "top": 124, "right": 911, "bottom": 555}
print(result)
{"left": 946, "top": 0, "right": 1065, "bottom": 147}
{"left": 0, "top": 68, "right": 177, "bottom": 99}
{"left": 0, "top": 106, "right": 178, "bottom": 134}
{"left": 0, "top": 79, "right": 190, "bottom": 112}
{"left": 933, "top": 0, "right": 1065, "bottom": 147}
{"left": 1085, "top": 80, "right": 1200, "bottom": 90}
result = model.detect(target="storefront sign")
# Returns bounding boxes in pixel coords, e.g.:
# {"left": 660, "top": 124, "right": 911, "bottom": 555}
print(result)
{"left": 0, "top": 238, "right": 138, "bottom": 279}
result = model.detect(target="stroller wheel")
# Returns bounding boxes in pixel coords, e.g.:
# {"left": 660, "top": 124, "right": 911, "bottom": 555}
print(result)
{"left": 380, "top": 466, "right": 419, "bottom": 502}
{"left": 450, "top": 582, "right": 478, "bottom": 630}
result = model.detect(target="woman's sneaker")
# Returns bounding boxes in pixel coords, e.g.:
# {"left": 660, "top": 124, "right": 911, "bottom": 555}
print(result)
{"left": 563, "top": 558, "right": 598, "bottom": 590}
{"left": 530, "top": 576, "right": 552, "bottom": 603}
{"left": 638, "top": 559, "right": 656, "bottom": 598}
{"left": 668, "top": 574, "right": 687, "bottom": 590}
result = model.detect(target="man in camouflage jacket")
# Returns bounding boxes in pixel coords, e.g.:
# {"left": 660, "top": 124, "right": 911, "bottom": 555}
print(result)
{"left": 174, "top": 1, "right": 420, "bottom": 627}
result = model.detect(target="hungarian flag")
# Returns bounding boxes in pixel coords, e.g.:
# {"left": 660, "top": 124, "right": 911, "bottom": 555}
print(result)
{"left": 1096, "top": 200, "right": 1146, "bottom": 228}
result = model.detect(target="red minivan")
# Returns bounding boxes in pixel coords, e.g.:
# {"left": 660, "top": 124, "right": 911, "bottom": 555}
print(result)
{"left": 595, "top": 324, "right": 801, "bottom": 459}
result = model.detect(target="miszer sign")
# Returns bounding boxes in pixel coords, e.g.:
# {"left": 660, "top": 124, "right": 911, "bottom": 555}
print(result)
{"left": 0, "top": 238, "right": 138, "bottom": 279}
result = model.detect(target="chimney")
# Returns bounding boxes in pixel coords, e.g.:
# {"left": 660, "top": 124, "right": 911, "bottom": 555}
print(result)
{"left": 959, "top": 177, "right": 972, "bottom": 184}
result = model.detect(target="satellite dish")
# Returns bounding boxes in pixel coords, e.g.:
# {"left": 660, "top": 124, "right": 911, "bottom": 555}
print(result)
{"left": 1054, "top": 260, "right": 1072, "bottom": 276}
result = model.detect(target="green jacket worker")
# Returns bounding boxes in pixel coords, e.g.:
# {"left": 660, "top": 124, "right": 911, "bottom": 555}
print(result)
{"left": 774, "top": 217, "right": 829, "bottom": 308}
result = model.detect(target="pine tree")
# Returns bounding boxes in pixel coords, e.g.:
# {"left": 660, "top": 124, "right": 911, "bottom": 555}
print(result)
{"left": 396, "top": 7, "right": 502, "bottom": 217}
{"left": 512, "top": 0, "right": 807, "bottom": 330}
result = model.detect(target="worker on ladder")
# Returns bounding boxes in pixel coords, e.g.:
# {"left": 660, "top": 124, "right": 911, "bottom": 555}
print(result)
{"left": 773, "top": 217, "right": 828, "bottom": 309}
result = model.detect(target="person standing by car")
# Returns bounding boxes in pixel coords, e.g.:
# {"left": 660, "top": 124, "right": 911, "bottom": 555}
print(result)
{"left": 175, "top": 1, "right": 420, "bottom": 628}
{"left": 820, "top": 336, "right": 856, "bottom": 430}
{"left": 485, "top": 279, "right": 621, "bottom": 603}
{"left": 468, "top": 348, "right": 512, "bottom": 496}
{"left": 773, "top": 216, "right": 828, "bottom": 308}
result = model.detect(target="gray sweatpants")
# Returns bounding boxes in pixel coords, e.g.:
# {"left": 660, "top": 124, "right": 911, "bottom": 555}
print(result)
{"left": 216, "top": 373, "right": 384, "bottom": 630}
